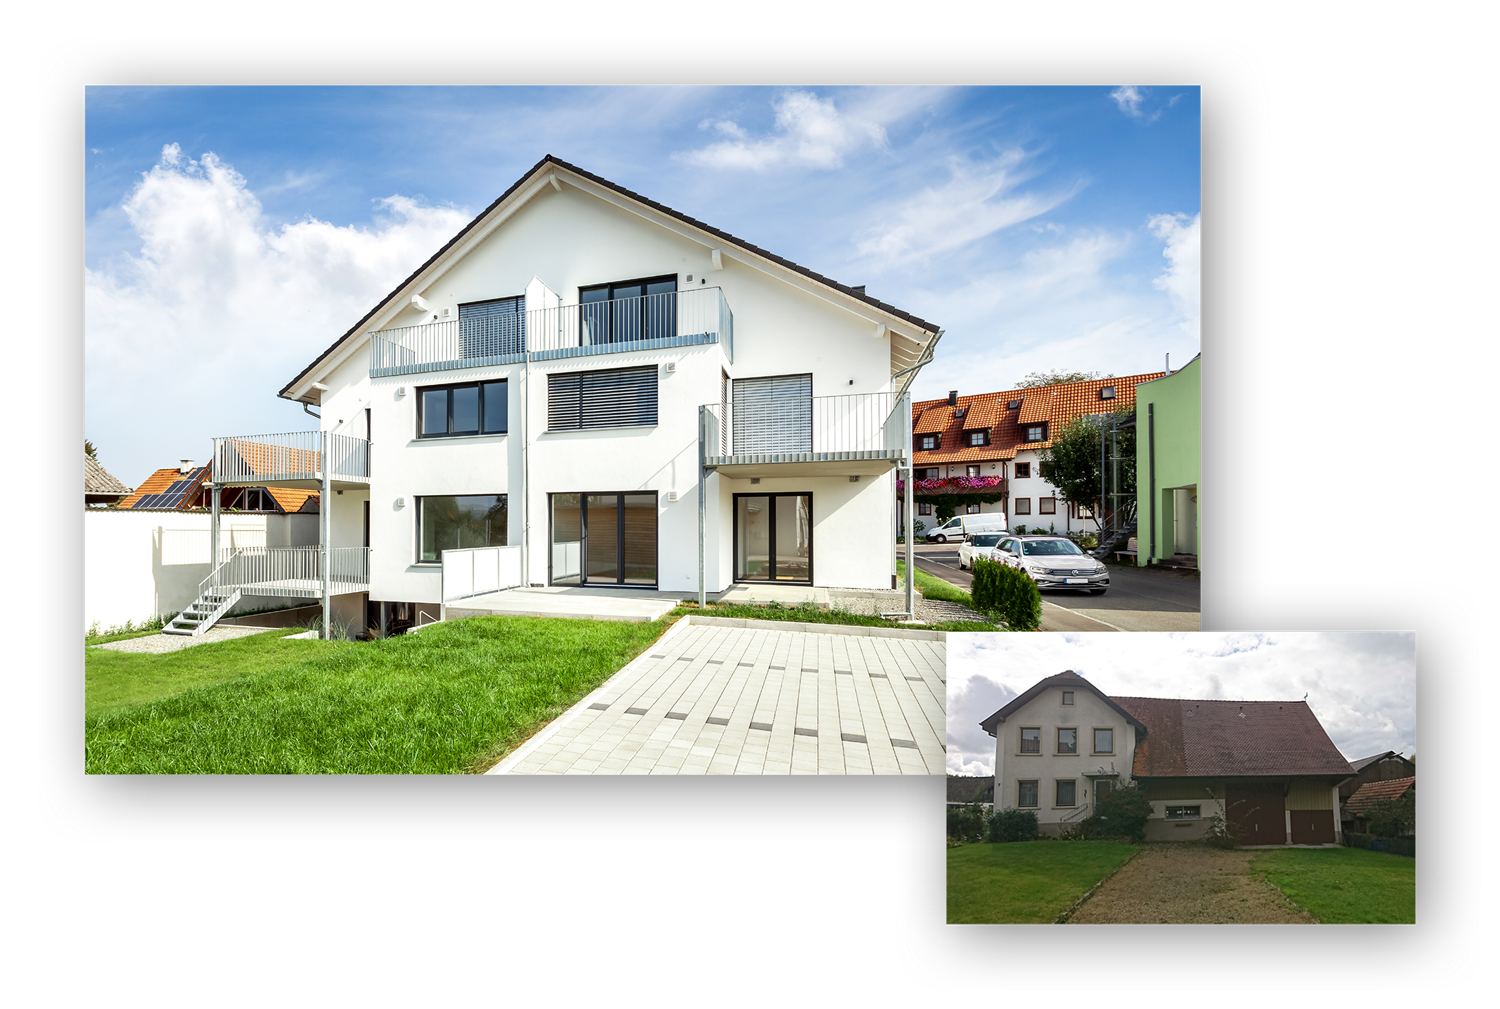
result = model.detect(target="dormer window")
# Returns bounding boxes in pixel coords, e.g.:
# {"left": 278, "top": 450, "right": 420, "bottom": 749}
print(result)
{"left": 1006, "top": 399, "right": 1021, "bottom": 410}
{"left": 1025, "top": 424, "right": 1047, "bottom": 443}
{"left": 1099, "top": 386, "right": 1116, "bottom": 400}
{"left": 968, "top": 431, "right": 988, "bottom": 447}
{"left": 919, "top": 434, "right": 939, "bottom": 451}
{"left": 954, "top": 406, "right": 967, "bottom": 418}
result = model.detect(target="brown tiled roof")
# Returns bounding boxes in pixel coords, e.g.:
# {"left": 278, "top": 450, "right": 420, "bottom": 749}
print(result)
{"left": 280, "top": 155, "right": 940, "bottom": 402}
{"left": 947, "top": 776, "right": 994, "bottom": 803}
{"left": 979, "top": 671, "right": 1148, "bottom": 738}
{"left": 1115, "top": 696, "right": 1354, "bottom": 779}
{"left": 84, "top": 455, "right": 131, "bottom": 496}
{"left": 1342, "top": 776, "right": 1415, "bottom": 816}
{"left": 1349, "top": 750, "right": 1401, "bottom": 772}
{"left": 911, "top": 372, "right": 1163, "bottom": 467}
{"left": 265, "top": 487, "right": 319, "bottom": 514}
{"left": 963, "top": 398, "right": 998, "bottom": 430}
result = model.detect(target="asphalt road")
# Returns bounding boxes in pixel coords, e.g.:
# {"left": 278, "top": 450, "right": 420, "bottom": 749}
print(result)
{"left": 909, "top": 541, "right": 1200, "bottom": 632}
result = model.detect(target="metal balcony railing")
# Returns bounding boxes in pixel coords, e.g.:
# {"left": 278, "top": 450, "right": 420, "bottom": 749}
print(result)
{"left": 702, "top": 391, "right": 911, "bottom": 465}
{"left": 370, "top": 286, "right": 733, "bottom": 377}
{"left": 200, "top": 546, "right": 371, "bottom": 599}
{"left": 213, "top": 431, "right": 370, "bottom": 485}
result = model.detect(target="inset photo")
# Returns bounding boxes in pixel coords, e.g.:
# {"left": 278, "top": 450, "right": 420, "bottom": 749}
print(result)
{"left": 946, "top": 632, "right": 1415, "bottom": 924}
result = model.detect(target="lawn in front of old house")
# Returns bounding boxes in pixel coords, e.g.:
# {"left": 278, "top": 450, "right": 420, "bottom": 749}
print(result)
{"left": 947, "top": 841, "right": 1139, "bottom": 924}
{"left": 1250, "top": 846, "right": 1416, "bottom": 923}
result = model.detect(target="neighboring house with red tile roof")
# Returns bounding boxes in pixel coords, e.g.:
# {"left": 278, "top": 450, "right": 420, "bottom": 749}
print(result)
{"left": 119, "top": 461, "right": 319, "bottom": 515}
{"left": 1341, "top": 776, "right": 1414, "bottom": 818}
{"left": 981, "top": 670, "right": 1355, "bottom": 845}
{"left": 85, "top": 455, "right": 133, "bottom": 506}
{"left": 909, "top": 372, "right": 1161, "bottom": 533}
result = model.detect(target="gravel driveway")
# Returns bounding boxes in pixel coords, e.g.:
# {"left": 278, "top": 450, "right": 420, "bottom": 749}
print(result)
{"left": 1068, "top": 844, "right": 1317, "bottom": 924}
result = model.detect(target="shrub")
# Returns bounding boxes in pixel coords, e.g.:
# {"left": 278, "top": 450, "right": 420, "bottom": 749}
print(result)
{"left": 1204, "top": 802, "right": 1241, "bottom": 849}
{"left": 988, "top": 806, "right": 1040, "bottom": 843}
{"left": 970, "top": 558, "right": 1043, "bottom": 632}
{"left": 1081, "top": 784, "right": 1153, "bottom": 842}
{"left": 947, "top": 802, "right": 991, "bottom": 844}
{"left": 1364, "top": 790, "right": 1415, "bottom": 839}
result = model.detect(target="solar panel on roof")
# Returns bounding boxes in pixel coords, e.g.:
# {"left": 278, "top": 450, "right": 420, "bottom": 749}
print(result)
{"left": 133, "top": 469, "right": 205, "bottom": 508}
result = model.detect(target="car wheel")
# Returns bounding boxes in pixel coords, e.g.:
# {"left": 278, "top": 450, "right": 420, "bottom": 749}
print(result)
{"left": 934, "top": 535, "right": 946, "bottom": 543}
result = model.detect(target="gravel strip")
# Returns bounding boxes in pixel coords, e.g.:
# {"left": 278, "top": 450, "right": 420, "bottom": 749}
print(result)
{"left": 827, "top": 590, "right": 993, "bottom": 626}
{"left": 1066, "top": 843, "right": 1317, "bottom": 924}
{"left": 88, "top": 625, "right": 283, "bottom": 654}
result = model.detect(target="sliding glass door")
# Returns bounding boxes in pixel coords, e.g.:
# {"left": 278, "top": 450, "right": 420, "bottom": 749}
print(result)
{"left": 734, "top": 493, "right": 812, "bottom": 583}
{"left": 550, "top": 492, "right": 657, "bottom": 587}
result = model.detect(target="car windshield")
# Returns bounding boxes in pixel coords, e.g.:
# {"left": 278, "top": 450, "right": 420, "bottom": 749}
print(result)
{"left": 1022, "top": 539, "right": 1085, "bottom": 556}
{"left": 969, "top": 534, "right": 1002, "bottom": 547}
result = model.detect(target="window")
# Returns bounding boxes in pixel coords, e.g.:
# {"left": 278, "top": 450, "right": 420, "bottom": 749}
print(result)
{"left": 1071, "top": 501, "right": 1093, "bottom": 519}
{"left": 1018, "top": 780, "right": 1039, "bottom": 808}
{"left": 1099, "top": 385, "right": 1116, "bottom": 400}
{"left": 1006, "top": 399, "right": 1021, "bottom": 410}
{"left": 579, "top": 275, "right": 677, "bottom": 345}
{"left": 1039, "top": 496, "right": 1057, "bottom": 514}
{"left": 1165, "top": 806, "right": 1202, "bottom": 820}
{"left": 419, "top": 380, "right": 508, "bottom": 438}
{"left": 966, "top": 504, "right": 980, "bottom": 514}
{"left": 917, "top": 502, "right": 932, "bottom": 515}
{"left": 1020, "top": 727, "right": 1041, "bottom": 753}
{"left": 458, "top": 295, "right": 525, "bottom": 358}
{"left": 1057, "top": 727, "right": 1078, "bottom": 754}
{"left": 549, "top": 492, "right": 658, "bottom": 587}
{"left": 732, "top": 373, "right": 813, "bottom": 454}
{"left": 1025, "top": 424, "right": 1047, "bottom": 443}
{"left": 1093, "top": 728, "right": 1114, "bottom": 754}
{"left": 417, "top": 495, "right": 506, "bottom": 563}
{"left": 1056, "top": 780, "right": 1077, "bottom": 807}
{"left": 966, "top": 465, "right": 981, "bottom": 477}
{"left": 1014, "top": 462, "right": 1030, "bottom": 478}
{"left": 954, "top": 406, "right": 967, "bottom": 418}
{"left": 967, "top": 431, "right": 988, "bottom": 446}
{"left": 548, "top": 366, "right": 657, "bottom": 431}
{"left": 1061, "top": 690, "right": 1074, "bottom": 705}
{"left": 919, "top": 434, "right": 938, "bottom": 450}
{"left": 921, "top": 468, "right": 941, "bottom": 479}
{"left": 1013, "top": 497, "right": 1031, "bottom": 515}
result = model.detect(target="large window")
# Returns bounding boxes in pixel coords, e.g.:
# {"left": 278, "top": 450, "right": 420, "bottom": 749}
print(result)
{"left": 418, "top": 495, "right": 506, "bottom": 563}
{"left": 1020, "top": 727, "right": 1041, "bottom": 753}
{"left": 735, "top": 493, "right": 812, "bottom": 583}
{"left": 420, "top": 380, "right": 507, "bottom": 438}
{"left": 458, "top": 295, "right": 525, "bottom": 358}
{"left": 580, "top": 276, "right": 676, "bottom": 345}
{"left": 1017, "top": 780, "right": 1039, "bottom": 808}
{"left": 1057, "top": 727, "right": 1078, "bottom": 754}
{"left": 549, "top": 492, "right": 657, "bottom": 587}
{"left": 1055, "top": 779, "right": 1077, "bottom": 807}
{"left": 548, "top": 366, "right": 658, "bottom": 431}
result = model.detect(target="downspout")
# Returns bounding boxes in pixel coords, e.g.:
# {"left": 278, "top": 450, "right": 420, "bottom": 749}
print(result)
{"left": 889, "top": 330, "right": 942, "bottom": 620}
{"left": 698, "top": 405, "right": 707, "bottom": 608}
{"left": 1148, "top": 402, "right": 1156, "bottom": 565}
{"left": 523, "top": 324, "right": 531, "bottom": 586}
{"left": 321, "top": 429, "right": 332, "bottom": 639}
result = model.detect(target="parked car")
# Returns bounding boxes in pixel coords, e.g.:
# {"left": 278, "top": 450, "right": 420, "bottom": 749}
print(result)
{"left": 924, "top": 514, "right": 1007, "bottom": 543}
{"left": 957, "top": 533, "right": 1006, "bottom": 570}
{"left": 992, "top": 535, "right": 1110, "bottom": 594}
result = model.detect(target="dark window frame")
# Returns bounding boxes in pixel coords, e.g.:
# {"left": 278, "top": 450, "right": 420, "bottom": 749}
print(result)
{"left": 414, "top": 493, "right": 508, "bottom": 565}
{"left": 1061, "top": 690, "right": 1075, "bottom": 705}
{"left": 578, "top": 274, "right": 678, "bottom": 346}
{"left": 1165, "top": 805, "right": 1202, "bottom": 820}
{"left": 1055, "top": 779, "right": 1077, "bottom": 807}
{"left": 1017, "top": 780, "right": 1039, "bottom": 808}
{"left": 919, "top": 434, "right": 939, "bottom": 450}
{"left": 417, "top": 379, "right": 508, "bottom": 439}
{"left": 546, "top": 491, "right": 660, "bottom": 588}
{"left": 1025, "top": 423, "right": 1048, "bottom": 443}
{"left": 1014, "top": 462, "right": 1031, "bottom": 479}
{"left": 1039, "top": 496, "right": 1057, "bottom": 515}
{"left": 1013, "top": 497, "right": 1031, "bottom": 515}
{"left": 917, "top": 502, "right": 932, "bottom": 515}
{"left": 967, "top": 430, "right": 989, "bottom": 447}
{"left": 547, "top": 365, "right": 658, "bottom": 431}
{"left": 732, "top": 492, "right": 815, "bottom": 585}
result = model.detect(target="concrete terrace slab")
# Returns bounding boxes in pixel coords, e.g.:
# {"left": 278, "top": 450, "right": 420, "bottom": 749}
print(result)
{"left": 488, "top": 615, "right": 946, "bottom": 776}
{"left": 446, "top": 586, "right": 681, "bottom": 623}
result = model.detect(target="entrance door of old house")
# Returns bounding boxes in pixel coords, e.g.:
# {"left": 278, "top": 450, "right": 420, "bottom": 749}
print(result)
{"left": 1227, "top": 784, "right": 1286, "bottom": 846}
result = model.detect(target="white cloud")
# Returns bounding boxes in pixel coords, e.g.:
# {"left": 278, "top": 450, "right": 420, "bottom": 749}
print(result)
{"left": 1149, "top": 211, "right": 1201, "bottom": 341}
{"left": 852, "top": 152, "right": 1079, "bottom": 267}
{"left": 676, "top": 90, "right": 888, "bottom": 170}
{"left": 1111, "top": 85, "right": 1147, "bottom": 118}
{"left": 85, "top": 144, "right": 471, "bottom": 483}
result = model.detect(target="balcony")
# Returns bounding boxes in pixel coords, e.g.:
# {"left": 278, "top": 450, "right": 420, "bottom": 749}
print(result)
{"left": 899, "top": 475, "right": 1007, "bottom": 496}
{"left": 702, "top": 391, "right": 910, "bottom": 478}
{"left": 202, "top": 546, "right": 371, "bottom": 600}
{"left": 370, "top": 286, "right": 734, "bottom": 377}
{"left": 212, "top": 431, "right": 370, "bottom": 490}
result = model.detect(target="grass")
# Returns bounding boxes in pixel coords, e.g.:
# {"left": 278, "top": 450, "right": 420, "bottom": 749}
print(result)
{"left": 1250, "top": 846, "right": 1415, "bottom": 923}
{"left": 947, "top": 840, "right": 1139, "bottom": 923}
{"left": 85, "top": 615, "right": 672, "bottom": 774}
{"left": 896, "top": 559, "right": 976, "bottom": 607}
{"left": 672, "top": 595, "right": 1001, "bottom": 633}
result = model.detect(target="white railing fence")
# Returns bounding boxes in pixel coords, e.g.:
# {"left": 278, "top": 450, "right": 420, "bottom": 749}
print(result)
{"left": 199, "top": 546, "right": 371, "bottom": 598}
{"left": 213, "top": 431, "right": 370, "bottom": 484}
{"left": 441, "top": 545, "right": 523, "bottom": 603}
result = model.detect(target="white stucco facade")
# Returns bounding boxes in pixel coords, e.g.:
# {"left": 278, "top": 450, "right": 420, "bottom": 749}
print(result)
{"left": 281, "top": 160, "right": 938, "bottom": 611}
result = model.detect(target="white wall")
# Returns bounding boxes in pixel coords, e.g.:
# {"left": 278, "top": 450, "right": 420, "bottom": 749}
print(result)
{"left": 83, "top": 509, "right": 306, "bottom": 633}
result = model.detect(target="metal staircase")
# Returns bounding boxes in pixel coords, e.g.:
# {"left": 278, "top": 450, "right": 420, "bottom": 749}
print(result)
{"left": 163, "top": 587, "right": 242, "bottom": 636}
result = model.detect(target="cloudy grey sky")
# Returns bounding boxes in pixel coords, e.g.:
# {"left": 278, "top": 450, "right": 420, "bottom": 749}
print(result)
{"left": 947, "top": 632, "right": 1416, "bottom": 777}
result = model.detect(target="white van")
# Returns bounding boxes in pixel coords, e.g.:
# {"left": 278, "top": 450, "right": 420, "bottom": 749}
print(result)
{"left": 923, "top": 514, "right": 1008, "bottom": 543}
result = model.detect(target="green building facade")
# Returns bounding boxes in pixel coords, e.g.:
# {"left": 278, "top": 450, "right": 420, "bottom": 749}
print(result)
{"left": 1134, "top": 354, "right": 1200, "bottom": 567}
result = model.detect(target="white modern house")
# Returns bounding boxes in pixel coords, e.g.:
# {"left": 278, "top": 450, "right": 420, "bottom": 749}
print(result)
{"left": 188, "top": 156, "right": 940, "bottom": 638}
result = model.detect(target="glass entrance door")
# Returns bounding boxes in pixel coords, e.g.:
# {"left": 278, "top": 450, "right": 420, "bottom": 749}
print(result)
{"left": 734, "top": 493, "right": 812, "bottom": 583}
{"left": 550, "top": 492, "right": 658, "bottom": 587}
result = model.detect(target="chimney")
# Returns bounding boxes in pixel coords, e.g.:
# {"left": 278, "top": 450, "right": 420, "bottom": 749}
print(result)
{"left": 179, "top": 459, "right": 194, "bottom": 474}
{"left": 947, "top": 390, "right": 958, "bottom": 407}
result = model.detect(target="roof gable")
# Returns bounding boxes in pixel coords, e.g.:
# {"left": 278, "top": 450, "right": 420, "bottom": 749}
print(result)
{"left": 979, "top": 671, "right": 1147, "bottom": 738}
{"left": 281, "top": 155, "right": 941, "bottom": 402}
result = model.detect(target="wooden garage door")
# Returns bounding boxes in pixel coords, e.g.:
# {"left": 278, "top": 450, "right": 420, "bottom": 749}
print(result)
{"left": 1290, "top": 810, "right": 1335, "bottom": 845}
{"left": 1227, "top": 785, "right": 1285, "bottom": 846}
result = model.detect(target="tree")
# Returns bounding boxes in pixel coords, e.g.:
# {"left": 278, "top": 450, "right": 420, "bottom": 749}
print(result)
{"left": 1017, "top": 369, "right": 1113, "bottom": 389}
{"left": 84, "top": 439, "right": 97, "bottom": 460}
{"left": 1037, "top": 412, "right": 1136, "bottom": 530}
{"left": 1364, "top": 789, "right": 1415, "bottom": 838}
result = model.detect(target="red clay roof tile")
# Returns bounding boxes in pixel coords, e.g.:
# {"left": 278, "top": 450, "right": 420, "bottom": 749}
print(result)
{"left": 1114, "top": 696, "right": 1355, "bottom": 779}
{"left": 1342, "top": 776, "right": 1415, "bottom": 815}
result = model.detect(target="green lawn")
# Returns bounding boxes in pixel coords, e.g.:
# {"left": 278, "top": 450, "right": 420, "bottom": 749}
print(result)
{"left": 1251, "top": 847, "right": 1416, "bottom": 924}
{"left": 671, "top": 599, "right": 999, "bottom": 633}
{"left": 947, "top": 841, "right": 1139, "bottom": 923}
{"left": 85, "top": 615, "right": 671, "bottom": 774}
{"left": 896, "top": 560, "right": 976, "bottom": 608}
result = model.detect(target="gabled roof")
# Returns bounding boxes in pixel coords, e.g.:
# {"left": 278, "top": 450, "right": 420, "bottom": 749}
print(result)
{"left": 265, "top": 487, "right": 319, "bottom": 514}
{"left": 979, "top": 670, "right": 1148, "bottom": 738}
{"left": 280, "top": 155, "right": 941, "bottom": 403}
{"left": 912, "top": 372, "right": 1162, "bottom": 466}
{"left": 1115, "top": 696, "right": 1354, "bottom": 779}
{"left": 1342, "top": 776, "right": 1414, "bottom": 815}
{"left": 947, "top": 775, "right": 994, "bottom": 803}
{"left": 119, "top": 467, "right": 210, "bottom": 509}
{"left": 1349, "top": 750, "right": 1402, "bottom": 772}
{"left": 84, "top": 455, "right": 132, "bottom": 497}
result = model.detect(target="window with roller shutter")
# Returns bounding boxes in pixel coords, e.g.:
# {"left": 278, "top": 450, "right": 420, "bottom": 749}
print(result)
{"left": 731, "top": 373, "right": 812, "bottom": 455}
{"left": 547, "top": 365, "right": 658, "bottom": 431}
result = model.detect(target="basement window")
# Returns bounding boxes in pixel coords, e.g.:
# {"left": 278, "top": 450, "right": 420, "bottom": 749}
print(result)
{"left": 1165, "top": 806, "right": 1202, "bottom": 820}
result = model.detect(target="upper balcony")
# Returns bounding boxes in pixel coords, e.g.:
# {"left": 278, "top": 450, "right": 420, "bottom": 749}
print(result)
{"left": 702, "top": 391, "right": 910, "bottom": 478}
{"left": 212, "top": 431, "right": 370, "bottom": 490}
{"left": 370, "top": 286, "right": 733, "bottom": 378}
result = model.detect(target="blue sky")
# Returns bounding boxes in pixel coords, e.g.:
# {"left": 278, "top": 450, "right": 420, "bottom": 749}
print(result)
{"left": 84, "top": 85, "right": 1199, "bottom": 486}
{"left": 946, "top": 632, "right": 1417, "bottom": 777}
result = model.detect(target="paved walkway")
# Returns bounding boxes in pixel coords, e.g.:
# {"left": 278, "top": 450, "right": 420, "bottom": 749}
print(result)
{"left": 489, "top": 616, "right": 946, "bottom": 775}
{"left": 1067, "top": 844, "right": 1317, "bottom": 924}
